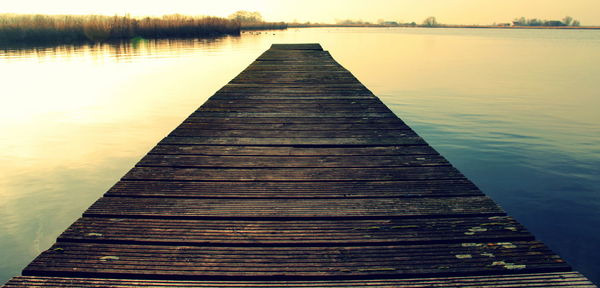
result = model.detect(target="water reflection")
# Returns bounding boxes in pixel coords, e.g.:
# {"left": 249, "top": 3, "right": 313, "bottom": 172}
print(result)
{"left": 1, "top": 28, "right": 599, "bottom": 284}
{"left": 0, "top": 36, "right": 246, "bottom": 62}
{"left": 0, "top": 35, "right": 264, "bottom": 283}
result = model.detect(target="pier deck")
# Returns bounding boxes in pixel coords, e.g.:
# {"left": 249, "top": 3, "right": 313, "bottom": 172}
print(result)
{"left": 3, "top": 44, "right": 595, "bottom": 287}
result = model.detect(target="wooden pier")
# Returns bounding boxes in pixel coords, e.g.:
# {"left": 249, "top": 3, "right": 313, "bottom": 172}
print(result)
{"left": 3, "top": 44, "right": 595, "bottom": 287}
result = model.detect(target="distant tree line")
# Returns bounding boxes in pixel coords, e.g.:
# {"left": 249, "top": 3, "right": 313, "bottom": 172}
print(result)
{"left": 421, "top": 17, "right": 439, "bottom": 27}
{"left": 513, "top": 16, "right": 581, "bottom": 27}
{"left": 227, "top": 11, "right": 287, "bottom": 30}
{"left": 332, "top": 19, "right": 418, "bottom": 27}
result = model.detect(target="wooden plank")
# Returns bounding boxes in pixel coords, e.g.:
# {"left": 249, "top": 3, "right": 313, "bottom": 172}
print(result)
{"left": 255, "top": 57, "right": 338, "bottom": 63}
{"left": 181, "top": 117, "right": 404, "bottom": 124}
{"left": 230, "top": 72, "right": 360, "bottom": 84}
{"left": 215, "top": 84, "right": 373, "bottom": 94}
{"left": 174, "top": 122, "right": 410, "bottom": 131}
{"left": 230, "top": 78, "right": 359, "bottom": 85}
{"left": 22, "top": 241, "right": 569, "bottom": 279}
{"left": 59, "top": 216, "right": 531, "bottom": 245}
{"left": 195, "top": 107, "right": 392, "bottom": 113}
{"left": 105, "top": 179, "right": 481, "bottom": 198}
{"left": 243, "top": 65, "right": 351, "bottom": 72}
{"left": 167, "top": 129, "right": 416, "bottom": 138}
{"left": 136, "top": 154, "right": 450, "bottom": 168}
{"left": 271, "top": 43, "right": 323, "bottom": 50}
{"left": 257, "top": 50, "right": 331, "bottom": 56}
{"left": 250, "top": 62, "right": 341, "bottom": 67}
{"left": 233, "top": 71, "right": 357, "bottom": 78}
{"left": 259, "top": 50, "right": 329, "bottom": 56}
{"left": 159, "top": 136, "right": 426, "bottom": 146}
{"left": 83, "top": 196, "right": 503, "bottom": 219}
{"left": 148, "top": 145, "right": 437, "bottom": 156}
{"left": 6, "top": 273, "right": 597, "bottom": 287}
{"left": 209, "top": 95, "right": 377, "bottom": 100}
{"left": 201, "top": 98, "right": 385, "bottom": 105}
{"left": 189, "top": 112, "right": 396, "bottom": 118}
{"left": 122, "top": 166, "right": 464, "bottom": 181}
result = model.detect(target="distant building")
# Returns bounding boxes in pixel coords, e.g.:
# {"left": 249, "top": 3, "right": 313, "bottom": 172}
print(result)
{"left": 497, "top": 23, "right": 511, "bottom": 27}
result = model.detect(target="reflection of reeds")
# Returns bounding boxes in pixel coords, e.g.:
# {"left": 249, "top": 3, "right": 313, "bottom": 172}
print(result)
{"left": 0, "top": 14, "right": 241, "bottom": 44}
{"left": 241, "top": 22, "right": 287, "bottom": 31}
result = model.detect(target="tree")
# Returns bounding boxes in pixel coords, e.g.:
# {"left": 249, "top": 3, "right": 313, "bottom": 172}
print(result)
{"left": 527, "top": 18, "right": 543, "bottom": 26}
{"left": 513, "top": 17, "right": 527, "bottom": 26}
{"left": 422, "top": 16, "right": 438, "bottom": 27}
{"left": 228, "top": 11, "right": 263, "bottom": 23}
{"left": 572, "top": 20, "right": 581, "bottom": 27}
{"left": 563, "top": 16, "right": 573, "bottom": 26}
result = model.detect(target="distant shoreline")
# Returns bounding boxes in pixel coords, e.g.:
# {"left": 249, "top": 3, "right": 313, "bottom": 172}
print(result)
{"left": 3, "top": 14, "right": 599, "bottom": 48}
{"left": 288, "top": 24, "right": 600, "bottom": 30}
{"left": 0, "top": 14, "right": 286, "bottom": 46}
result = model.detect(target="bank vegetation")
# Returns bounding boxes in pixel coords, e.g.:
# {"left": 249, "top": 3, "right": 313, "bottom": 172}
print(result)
{"left": 1, "top": 14, "right": 244, "bottom": 45}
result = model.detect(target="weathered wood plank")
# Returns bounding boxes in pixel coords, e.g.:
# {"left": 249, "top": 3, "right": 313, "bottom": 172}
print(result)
{"left": 136, "top": 154, "right": 450, "bottom": 168}
{"left": 175, "top": 122, "right": 409, "bottom": 131}
{"left": 243, "top": 65, "right": 352, "bottom": 72}
{"left": 182, "top": 117, "right": 403, "bottom": 124}
{"left": 270, "top": 43, "right": 323, "bottom": 50}
{"left": 230, "top": 72, "right": 359, "bottom": 84}
{"left": 6, "top": 273, "right": 596, "bottom": 287}
{"left": 148, "top": 145, "right": 437, "bottom": 156}
{"left": 210, "top": 95, "right": 377, "bottom": 100}
{"left": 22, "top": 241, "right": 569, "bottom": 279}
{"left": 167, "top": 129, "right": 416, "bottom": 138}
{"left": 256, "top": 50, "right": 332, "bottom": 57}
{"left": 190, "top": 112, "right": 396, "bottom": 118}
{"left": 233, "top": 71, "right": 357, "bottom": 79}
{"left": 122, "top": 166, "right": 464, "bottom": 181}
{"left": 59, "top": 216, "right": 530, "bottom": 245}
{"left": 83, "top": 197, "right": 503, "bottom": 219}
{"left": 215, "top": 84, "right": 373, "bottom": 95}
{"left": 105, "top": 179, "right": 481, "bottom": 198}
{"left": 201, "top": 98, "right": 384, "bottom": 105}
{"left": 195, "top": 107, "right": 391, "bottom": 113}
{"left": 258, "top": 50, "right": 330, "bottom": 57}
{"left": 159, "top": 136, "right": 426, "bottom": 146}
{"left": 230, "top": 78, "right": 359, "bottom": 85}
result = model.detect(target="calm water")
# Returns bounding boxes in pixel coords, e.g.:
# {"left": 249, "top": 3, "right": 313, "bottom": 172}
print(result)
{"left": 1, "top": 28, "right": 599, "bottom": 284}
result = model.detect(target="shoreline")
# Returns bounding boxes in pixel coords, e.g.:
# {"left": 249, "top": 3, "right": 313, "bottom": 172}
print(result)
{"left": 2, "top": 23, "right": 599, "bottom": 48}
{"left": 288, "top": 24, "right": 600, "bottom": 30}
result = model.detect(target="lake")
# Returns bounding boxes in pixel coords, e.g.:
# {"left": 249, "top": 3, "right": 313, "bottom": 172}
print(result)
{"left": 1, "top": 27, "right": 599, "bottom": 285}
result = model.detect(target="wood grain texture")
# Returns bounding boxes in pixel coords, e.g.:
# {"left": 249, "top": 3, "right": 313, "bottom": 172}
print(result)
{"left": 83, "top": 196, "right": 504, "bottom": 219}
{"left": 136, "top": 154, "right": 450, "bottom": 168}
{"left": 105, "top": 179, "right": 481, "bottom": 198}
{"left": 6, "top": 273, "right": 597, "bottom": 287}
{"left": 60, "top": 216, "right": 531, "bottom": 245}
{"left": 4, "top": 43, "right": 593, "bottom": 287}
{"left": 148, "top": 145, "right": 437, "bottom": 156}
{"left": 22, "top": 241, "right": 570, "bottom": 279}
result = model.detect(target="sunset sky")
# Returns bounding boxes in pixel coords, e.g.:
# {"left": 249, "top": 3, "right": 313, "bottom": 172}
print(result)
{"left": 3, "top": 0, "right": 600, "bottom": 25}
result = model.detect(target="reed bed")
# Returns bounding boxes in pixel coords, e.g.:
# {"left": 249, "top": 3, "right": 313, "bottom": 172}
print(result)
{"left": 0, "top": 14, "right": 241, "bottom": 44}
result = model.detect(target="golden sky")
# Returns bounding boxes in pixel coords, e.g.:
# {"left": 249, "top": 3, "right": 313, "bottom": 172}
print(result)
{"left": 3, "top": 0, "right": 599, "bottom": 25}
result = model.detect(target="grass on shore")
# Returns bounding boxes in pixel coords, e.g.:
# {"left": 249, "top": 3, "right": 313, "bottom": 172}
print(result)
{"left": 0, "top": 14, "right": 241, "bottom": 44}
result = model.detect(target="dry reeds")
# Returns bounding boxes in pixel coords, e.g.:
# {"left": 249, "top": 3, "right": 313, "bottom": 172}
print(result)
{"left": 0, "top": 14, "right": 241, "bottom": 44}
